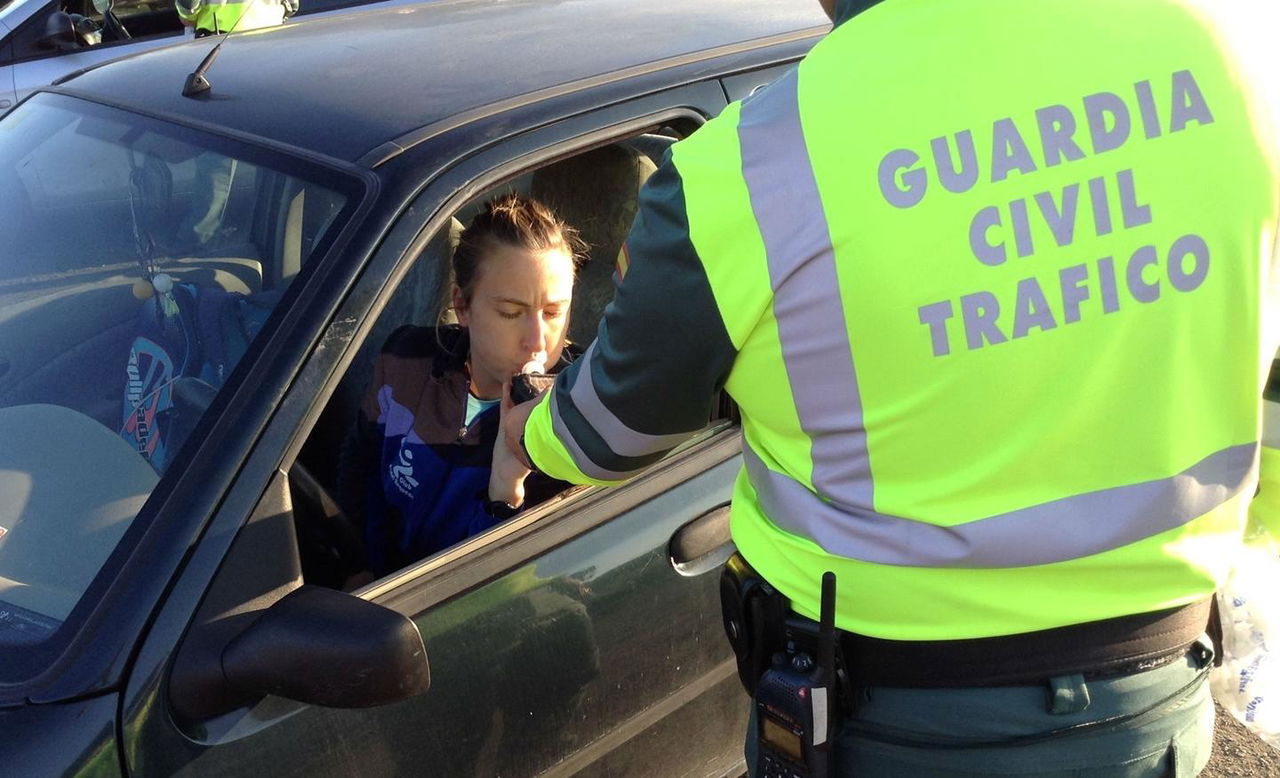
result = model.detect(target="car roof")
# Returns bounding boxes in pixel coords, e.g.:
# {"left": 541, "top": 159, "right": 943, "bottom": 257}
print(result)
{"left": 56, "top": 0, "right": 829, "bottom": 165}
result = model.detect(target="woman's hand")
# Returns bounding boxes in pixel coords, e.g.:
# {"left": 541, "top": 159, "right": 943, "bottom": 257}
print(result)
{"left": 488, "top": 447, "right": 529, "bottom": 507}
{"left": 489, "top": 378, "right": 538, "bottom": 505}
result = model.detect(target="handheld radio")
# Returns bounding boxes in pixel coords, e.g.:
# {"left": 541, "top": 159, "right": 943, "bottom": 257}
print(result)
{"left": 752, "top": 572, "right": 838, "bottom": 778}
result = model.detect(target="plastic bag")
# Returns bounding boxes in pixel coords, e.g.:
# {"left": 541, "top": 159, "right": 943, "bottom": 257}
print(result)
{"left": 1210, "top": 515, "right": 1280, "bottom": 751}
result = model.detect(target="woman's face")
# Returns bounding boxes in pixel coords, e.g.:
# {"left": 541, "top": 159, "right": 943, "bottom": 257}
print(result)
{"left": 455, "top": 242, "right": 575, "bottom": 399}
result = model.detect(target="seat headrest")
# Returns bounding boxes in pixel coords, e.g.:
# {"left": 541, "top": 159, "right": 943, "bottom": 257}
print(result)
{"left": 531, "top": 144, "right": 658, "bottom": 345}
{"left": 430, "top": 216, "right": 466, "bottom": 326}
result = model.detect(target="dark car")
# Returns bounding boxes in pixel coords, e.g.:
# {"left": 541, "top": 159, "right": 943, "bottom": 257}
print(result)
{"left": 0, "top": 1, "right": 828, "bottom": 775}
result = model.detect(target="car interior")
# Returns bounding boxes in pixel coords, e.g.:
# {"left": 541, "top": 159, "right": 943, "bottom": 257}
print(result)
{"left": 290, "top": 130, "right": 686, "bottom": 590}
{"left": 0, "top": 107, "right": 348, "bottom": 630}
{"left": 0, "top": 146, "right": 341, "bottom": 432}
{"left": 58, "top": 0, "right": 181, "bottom": 45}
{"left": 4, "top": 0, "right": 183, "bottom": 55}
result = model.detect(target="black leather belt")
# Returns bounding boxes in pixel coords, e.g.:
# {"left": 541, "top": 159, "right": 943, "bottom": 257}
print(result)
{"left": 838, "top": 599, "right": 1211, "bottom": 688}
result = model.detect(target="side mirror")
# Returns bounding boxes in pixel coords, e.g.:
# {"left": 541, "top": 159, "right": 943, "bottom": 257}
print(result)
{"left": 172, "top": 585, "right": 430, "bottom": 719}
{"left": 40, "top": 12, "right": 80, "bottom": 51}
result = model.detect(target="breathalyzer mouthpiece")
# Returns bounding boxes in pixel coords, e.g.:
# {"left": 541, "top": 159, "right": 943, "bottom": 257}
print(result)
{"left": 510, "top": 353, "right": 551, "bottom": 405}
{"left": 520, "top": 352, "right": 548, "bottom": 376}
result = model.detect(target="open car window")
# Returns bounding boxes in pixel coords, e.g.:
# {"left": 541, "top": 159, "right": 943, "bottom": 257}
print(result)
{"left": 289, "top": 129, "right": 733, "bottom": 591}
{"left": 0, "top": 93, "right": 363, "bottom": 678}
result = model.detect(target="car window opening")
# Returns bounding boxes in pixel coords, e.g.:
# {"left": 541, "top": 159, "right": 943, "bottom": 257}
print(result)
{"left": 292, "top": 128, "right": 737, "bottom": 592}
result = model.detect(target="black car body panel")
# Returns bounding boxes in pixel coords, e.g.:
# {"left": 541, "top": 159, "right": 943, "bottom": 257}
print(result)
{"left": 0, "top": 694, "right": 121, "bottom": 776}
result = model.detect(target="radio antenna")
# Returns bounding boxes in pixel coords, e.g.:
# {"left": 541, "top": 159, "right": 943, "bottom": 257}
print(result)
{"left": 183, "top": 0, "right": 264, "bottom": 97}
{"left": 815, "top": 570, "right": 838, "bottom": 767}
{"left": 817, "top": 571, "right": 836, "bottom": 685}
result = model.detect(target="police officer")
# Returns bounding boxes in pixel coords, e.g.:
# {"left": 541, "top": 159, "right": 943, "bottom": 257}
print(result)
{"left": 496, "top": 0, "right": 1280, "bottom": 773}
{"left": 176, "top": 0, "right": 294, "bottom": 37}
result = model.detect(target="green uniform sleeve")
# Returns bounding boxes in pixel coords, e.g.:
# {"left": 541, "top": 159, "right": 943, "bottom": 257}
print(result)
{"left": 523, "top": 154, "right": 738, "bottom": 484}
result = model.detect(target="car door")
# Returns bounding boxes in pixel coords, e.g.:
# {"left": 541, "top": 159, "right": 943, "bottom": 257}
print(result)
{"left": 117, "top": 77, "right": 772, "bottom": 777}
{"left": 6, "top": 0, "right": 185, "bottom": 105}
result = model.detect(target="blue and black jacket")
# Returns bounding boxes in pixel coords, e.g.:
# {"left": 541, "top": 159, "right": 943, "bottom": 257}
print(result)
{"left": 344, "top": 325, "right": 573, "bottom": 575}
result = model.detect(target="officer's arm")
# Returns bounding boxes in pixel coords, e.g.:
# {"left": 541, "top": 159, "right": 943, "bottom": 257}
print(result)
{"left": 521, "top": 156, "right": 737, "bottom": 485}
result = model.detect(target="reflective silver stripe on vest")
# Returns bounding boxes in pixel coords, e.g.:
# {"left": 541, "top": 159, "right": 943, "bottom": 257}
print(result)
{"left": 744, "top": 441, "right": 1257, "bottom": 568}
{"left": 738, "top": 67, "right": 873, "bottom": 511}
{"left": 548, "top": 387, "right": 636, "bottom": 482}
{"left": 568, "top": 341, "right": 695, "bottom": 457}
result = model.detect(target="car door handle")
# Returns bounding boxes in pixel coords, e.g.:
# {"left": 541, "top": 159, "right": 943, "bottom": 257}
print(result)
{"left": 669, "top": 503, "right": 735, "bottom": 577}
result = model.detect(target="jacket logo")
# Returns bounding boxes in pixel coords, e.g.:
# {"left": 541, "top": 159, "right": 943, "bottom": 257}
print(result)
{"left": 390, "top": 444, "right": 419, "bottom": 497}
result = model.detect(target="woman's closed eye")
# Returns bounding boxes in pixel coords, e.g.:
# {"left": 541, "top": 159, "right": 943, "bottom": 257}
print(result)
{"left": 496, "top": 306, "right": 565, "bottom": 321}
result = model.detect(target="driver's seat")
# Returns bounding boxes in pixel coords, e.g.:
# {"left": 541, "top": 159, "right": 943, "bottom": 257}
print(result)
{"left": 530, "top": 143, "right": 659, "bottom": 346}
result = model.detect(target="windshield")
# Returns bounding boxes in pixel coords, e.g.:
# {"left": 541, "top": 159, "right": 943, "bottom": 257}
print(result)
{"left": 0, "top": 94, "right": 360, "bottom": 666}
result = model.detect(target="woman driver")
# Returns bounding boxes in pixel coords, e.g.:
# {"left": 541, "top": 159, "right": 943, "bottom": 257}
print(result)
{"left": 343, "top": 193, "right": 582, "bottom": 578}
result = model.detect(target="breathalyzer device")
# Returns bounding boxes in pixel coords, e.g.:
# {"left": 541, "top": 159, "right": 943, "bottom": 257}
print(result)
{"left": 510, "top": 355, "right": 550, "bottom": 404}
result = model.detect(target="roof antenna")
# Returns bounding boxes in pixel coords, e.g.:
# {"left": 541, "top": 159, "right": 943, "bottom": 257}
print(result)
{"left": 182, "top": 45, "right": 221, "bottom": 98}
{"left": 182, "top": 0, "right": 263, "bottom": 98}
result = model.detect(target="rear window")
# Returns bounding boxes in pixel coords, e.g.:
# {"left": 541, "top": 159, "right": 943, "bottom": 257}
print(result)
{"left": 0, "top": 93, "right": 363, "bottom": 678}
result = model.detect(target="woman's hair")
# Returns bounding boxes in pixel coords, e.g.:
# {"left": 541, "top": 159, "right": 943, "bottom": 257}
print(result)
{"left": 451, "top": 193, "right": 583, "bottom": 305}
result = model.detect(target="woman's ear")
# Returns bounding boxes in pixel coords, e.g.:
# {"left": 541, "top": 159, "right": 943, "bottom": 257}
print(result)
{"left": 451, "top": 285, "right": 470, "bottom": 327}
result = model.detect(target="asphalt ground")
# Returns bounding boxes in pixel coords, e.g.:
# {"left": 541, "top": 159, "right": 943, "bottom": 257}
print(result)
{"left": 1203, "top": 704, "right": 1280, "bottom": 777}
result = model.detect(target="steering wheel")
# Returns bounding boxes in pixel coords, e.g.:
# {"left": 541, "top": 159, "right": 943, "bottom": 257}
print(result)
{"left": 288, "top": 463, "right": 367, "bottom": 589}
{"left": 100, "top": 8, "right": 131, "bottom": 41}
{"left": 170, "top": 377, "right": 366, "bottom": 587}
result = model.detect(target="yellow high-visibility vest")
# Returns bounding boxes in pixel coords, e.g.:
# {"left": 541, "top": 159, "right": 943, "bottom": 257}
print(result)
{"left": 673, "top": 0, "right": 1280, "bottom": 639}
